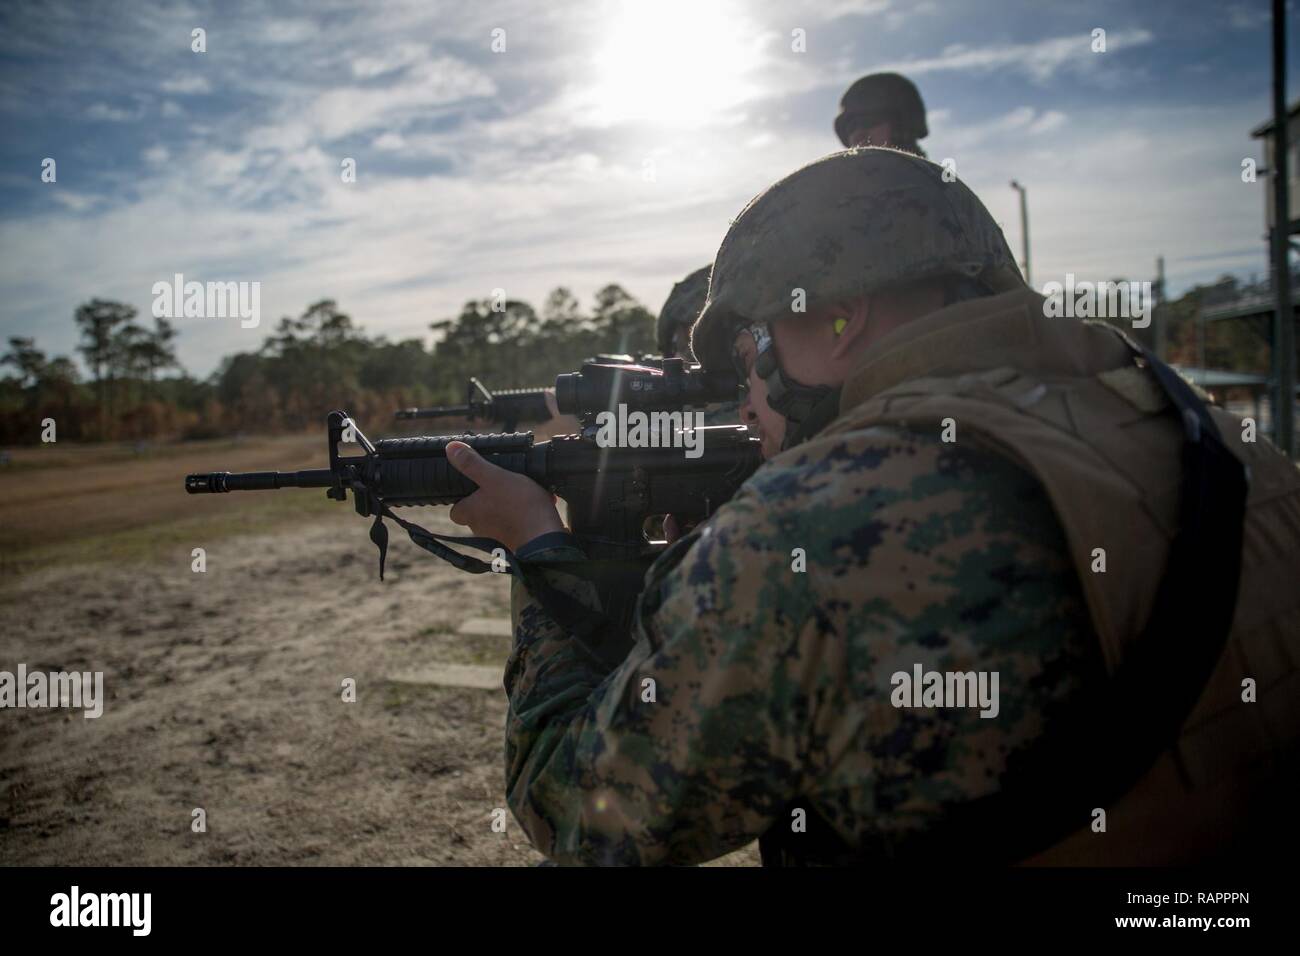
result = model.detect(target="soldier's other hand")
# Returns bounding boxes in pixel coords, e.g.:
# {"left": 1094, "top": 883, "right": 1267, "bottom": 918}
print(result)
{"left": 445, "top": 441, "right": 564, "bottom": 551}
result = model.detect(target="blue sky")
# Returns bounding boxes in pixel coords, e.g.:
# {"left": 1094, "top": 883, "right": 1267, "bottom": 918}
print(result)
{"left": 0, "top": 0, "right": 1295, "bottom": 377}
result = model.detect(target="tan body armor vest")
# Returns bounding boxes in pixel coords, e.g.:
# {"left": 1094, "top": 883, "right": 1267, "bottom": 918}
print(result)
{"left": 836, "top": 287, "right": 1300, "bottom": 864}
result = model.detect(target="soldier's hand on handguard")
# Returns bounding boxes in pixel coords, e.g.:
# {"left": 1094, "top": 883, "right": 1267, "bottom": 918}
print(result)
{"left": 445, "top": 440, "right": 565, "bottom": 552}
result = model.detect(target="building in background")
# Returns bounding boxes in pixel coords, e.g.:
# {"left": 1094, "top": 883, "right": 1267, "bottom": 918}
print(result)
{"left": 1181, "top": 101, "right": 1300, "bottom": 453}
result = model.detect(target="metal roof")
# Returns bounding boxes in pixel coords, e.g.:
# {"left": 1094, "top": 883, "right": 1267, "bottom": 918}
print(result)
{"left": 1251, "top": 100, "right": 1300, "bottom": 137}
{"left": 1201, "top": 294, "right": 1300, "bottom": 322}
{"left": 1173, "top": 366, "right": 1269, "bottom": 388}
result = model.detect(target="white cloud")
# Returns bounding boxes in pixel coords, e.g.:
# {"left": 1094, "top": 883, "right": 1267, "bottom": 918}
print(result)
{"left": 194, "top": 149, "right": 254, "bottom": 188}
{"left": 263, "top": 18, "right": 318, "bottom": 44}
{"left": 0, "top": 3, "right": 1267, "bottom": 379}
{"left": 161, "top": 74, "right": 212, "bottom": 95}
{"left": 19, "top": 89, "right": 1264, "bottom": 377}
{"left": 1027, "top": 110, "right": 1067, "bottom": 135}
{"left": 818, "top": 0, "right": 891, "bottom": 19}
{"left": 876, "top": 28, "right": 1155, "bottom": 83}
{"left": 351, "top": 43, "right": 430, "bottom": 79}
{"left": 938, "top": 107, "right": 1071, "bottom": 150}
{"left": 47, "top": 191, "right": 99, "bottom": 212}
{"left": 884, "top": 0, "right": 938, "bottom": 30}
{"left": 309, "top": 57, "right": 496, "bottom": 141}
{"left": 86, "top": 102, "right": 137, "bottom": 121}
{"left": 946, "top": 104, "right": 1266, "bottom": 299}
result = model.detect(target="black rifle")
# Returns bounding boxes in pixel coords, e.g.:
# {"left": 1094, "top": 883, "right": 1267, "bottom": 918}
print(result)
{"left": 553, "top": 356, "right": 735, "bottom": 416}
{"left": 186, "top": 359, "right": 753, "bottom": 632}
{"left": 391, "top": 355, "right": 687, "bottom": 427}
{"left": 395, "top": 377, "right": 551, "bottom": 431}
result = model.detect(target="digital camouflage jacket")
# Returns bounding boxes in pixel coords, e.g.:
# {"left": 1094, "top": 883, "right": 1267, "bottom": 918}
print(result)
{"left": 503, "top": 399, "right": 1097, "bottom": 865}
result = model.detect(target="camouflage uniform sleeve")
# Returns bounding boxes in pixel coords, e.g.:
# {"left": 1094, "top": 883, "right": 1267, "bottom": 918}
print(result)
{"left": 507, "top": 539, "right": 603, "bottom": 658}
{"left": 504, "top": 425, "right": 1095, "bottom": 864}
{"left": 503, "top": 494, "right": 814, "bottom": 865}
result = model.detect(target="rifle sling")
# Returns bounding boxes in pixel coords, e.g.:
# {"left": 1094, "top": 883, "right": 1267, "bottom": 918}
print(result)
{"left": 366, "top": 498, "right": 643, "bottom": 668}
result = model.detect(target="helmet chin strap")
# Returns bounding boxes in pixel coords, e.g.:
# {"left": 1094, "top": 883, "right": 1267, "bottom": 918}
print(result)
{"left": 780, "top": 386, "right": 844, "bottom": 449}
{"left": 749, "top": 325, "right": 841, "bottom": 450}
{"left": 742, "top": 275, "right": 997, "bottom": 450}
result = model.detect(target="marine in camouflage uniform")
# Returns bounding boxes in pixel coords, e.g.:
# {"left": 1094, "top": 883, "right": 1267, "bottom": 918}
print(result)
{"left": 655, "top": 265, "right": 710, "bottom": 361}
{"left": 505, "top": 430, "right": 1095, "bottom": 864}
{"left": 500, "top": 149, "right": 1095, "bottom": 865}
{"left": 449, "top": 149, "right": 1300, "bottom": 866}
{"left": 834, "top": 72, "right": 928, "bottom": 156}
{"left": 655, "top": 264, "right": 738, "bottom": 426}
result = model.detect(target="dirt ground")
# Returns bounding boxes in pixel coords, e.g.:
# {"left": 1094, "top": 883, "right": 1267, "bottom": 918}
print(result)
{"left": 0, "top": 433, "right": 759, "bottom": 866}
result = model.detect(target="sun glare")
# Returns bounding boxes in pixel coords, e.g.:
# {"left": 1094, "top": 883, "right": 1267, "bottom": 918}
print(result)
{"left": 584, "top": 0, "right": 761, "bottom": 128}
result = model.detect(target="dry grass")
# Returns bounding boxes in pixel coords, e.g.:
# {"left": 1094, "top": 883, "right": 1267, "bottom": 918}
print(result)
{"left": 0, "top": 432, "right": 761, "bottom": 867}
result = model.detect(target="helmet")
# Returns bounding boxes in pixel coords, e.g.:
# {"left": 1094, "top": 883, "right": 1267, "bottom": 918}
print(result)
{"left": 691, "top": 147, "right": 1023, "bottom": 377}
{"left": 834, "top": 72, "right": 928, "bottom": 148}
{"left": 655, "top": 265, "right": 711, "bottom": 358}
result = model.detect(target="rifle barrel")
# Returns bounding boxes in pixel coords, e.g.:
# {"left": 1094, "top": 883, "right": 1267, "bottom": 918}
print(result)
{"left": 185, "top": 469, "right": 336, "bottom": 493}
{"left": 395, "top": 405, "right": 471, "bottom": 420}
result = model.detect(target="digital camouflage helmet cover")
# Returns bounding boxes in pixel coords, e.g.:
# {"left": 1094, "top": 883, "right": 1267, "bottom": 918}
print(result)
{"left": 690, "top": 148, "right": 1024, "bottom": 439}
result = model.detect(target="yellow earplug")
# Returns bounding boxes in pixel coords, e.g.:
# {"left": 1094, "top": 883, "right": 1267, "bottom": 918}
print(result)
{"left": 833, "top": 317, "right": 848, "bottom": 336}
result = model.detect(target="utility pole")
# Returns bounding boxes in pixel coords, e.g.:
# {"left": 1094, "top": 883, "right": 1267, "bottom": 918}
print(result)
{"left": 1155, "top": 255, "right": 1167, "bottom": 360}
{"left": 1197, "top": 303, "right": 1206, "bottom": 373}
{"left": 1010, "top": 180, "right": 1031, "bottom": 288}
{"left": 1272, "top": 0, "right": 1296, "bottom": 456}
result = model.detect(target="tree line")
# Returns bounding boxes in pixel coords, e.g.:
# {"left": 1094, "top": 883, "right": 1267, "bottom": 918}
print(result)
{"left": 0, "top": 284, "right": 656, "bottom": 444}
{"left": 0, "top": 274, "right": 1281, "bottom": 446}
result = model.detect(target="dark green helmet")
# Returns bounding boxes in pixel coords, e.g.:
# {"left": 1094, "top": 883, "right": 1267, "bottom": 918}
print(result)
{"left": 834, "top": 72, "right": 928, "bottom": 148}
{"left": 691, "top": 148, "right": 1023, "bottom": 375}
{"left": 655, "top": 265, "right": 711, "bottom": 358}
